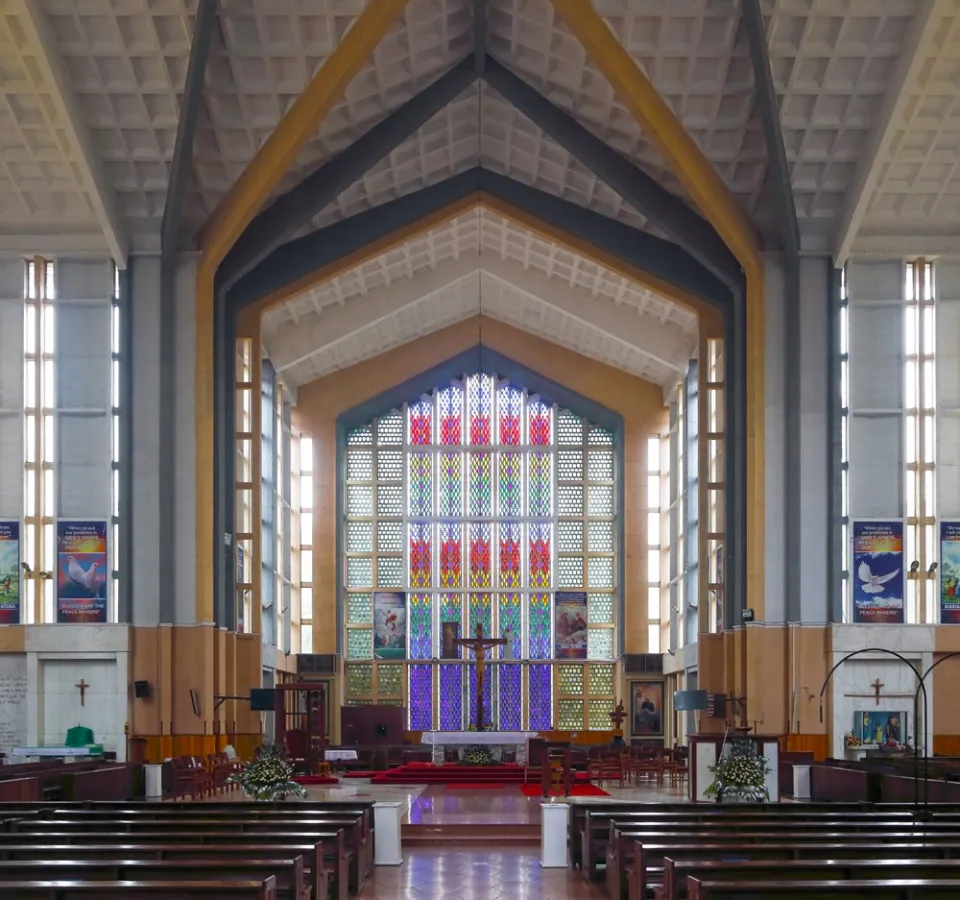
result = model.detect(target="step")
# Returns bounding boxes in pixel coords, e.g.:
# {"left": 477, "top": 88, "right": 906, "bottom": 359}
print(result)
{"left": 403, "top": 823, "right": 540, "bottom": 844}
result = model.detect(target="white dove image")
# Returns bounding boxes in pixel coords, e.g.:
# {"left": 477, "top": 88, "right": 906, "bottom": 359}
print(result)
{"left": 66, "top": 556, "right": 105, "bottom": 597}
{"left": 858, "top": 560, "right": 899, "bottom": 594}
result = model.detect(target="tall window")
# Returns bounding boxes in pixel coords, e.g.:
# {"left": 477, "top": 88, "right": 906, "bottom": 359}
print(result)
{"left": 705, "top": 339, "right": 725, "bottom": 633}
{"left": 298, "top": 435, "right": 314, "bottom": 654}
{"left": 905, "top": 260, "right": 936, "bottom": 621}
{"left": 23, "top": 258, "right": 55, "bottom": 624}
{"left": 342, "top": 372, "right": 618, "bottom": 731}
{"left": 235, "top": 338, "right": 254, "bottom": 632}
{"left": 647, "top": 436, "right": 661, "bottom": 652}
{"left": 840, "top": 266, "right": 850, "bottom": 613}
{"left": 110, "top": 266, "right": 121, "bottom": 606}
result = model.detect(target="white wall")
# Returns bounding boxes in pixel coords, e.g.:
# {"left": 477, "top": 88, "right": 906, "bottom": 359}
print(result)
{"left": 0, "top": 654, "right": 27, "bottom": 755}
{"left": 130, "top": 255, "right": 161, "bottom": 625}
{"left": 936, "top": 259, "right": 960, "bottom": 517}
{"left": 0, "top": 260, "right": 23, "bottom": 520}
{"left": 173, "top": 257, "right": 196, "bottom": 625}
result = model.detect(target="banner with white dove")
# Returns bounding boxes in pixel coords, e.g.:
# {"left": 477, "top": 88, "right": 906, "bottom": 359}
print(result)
{"left": 56, "top": 521, "right": 107, "bottom": 623}
{"left": 852, "top": 520, "right": 904, "bottom": 624}
{"left": 0, "top": 522, "right": 19, "bottom": 624}
{"left": 940, "top": 522, "right": 960, "bottom": 624}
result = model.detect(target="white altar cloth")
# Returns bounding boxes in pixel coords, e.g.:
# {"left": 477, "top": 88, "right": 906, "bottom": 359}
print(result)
{"left": 421, "top": 731, "right": 536, "bottom": 745}
{"left": 325, "top": 749, "right": 359, "bottom": 761}
{"left": 12, "top": 747, "right": 93, "bottom": 757}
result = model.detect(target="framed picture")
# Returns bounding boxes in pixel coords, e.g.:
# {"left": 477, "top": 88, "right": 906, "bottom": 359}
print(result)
{"left": 630, "top": 680, "right": 664, "bottom": 736}
{"left": 855, "top": 709, "right": 907, "bottom": 746}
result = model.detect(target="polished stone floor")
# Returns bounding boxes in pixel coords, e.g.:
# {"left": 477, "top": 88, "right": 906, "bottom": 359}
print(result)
{"left": 356, "top": 846, "right": 608, "bottom": 899}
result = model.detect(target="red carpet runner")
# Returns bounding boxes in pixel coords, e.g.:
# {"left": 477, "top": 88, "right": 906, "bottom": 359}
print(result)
{"left": 369, "top": 762, "right": 596, "bottom": 786}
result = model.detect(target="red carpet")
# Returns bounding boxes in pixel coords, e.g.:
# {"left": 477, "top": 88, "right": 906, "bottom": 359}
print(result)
{"left": 370, "top": 762, "right": 596, "bottom": 786}
{"left": 341, "top": 771, "right": 378, "bottom": 779}
{"left": 293, "top": 775, "right": 339, "bottom": 786}
{"left": 519, "top": 783, "right": 610, "bottom": 798}
{"left": 443, "top": 783, "right": 507, "bottom": 789}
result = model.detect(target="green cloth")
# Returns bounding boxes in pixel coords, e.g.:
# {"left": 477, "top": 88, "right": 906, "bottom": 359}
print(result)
{"left": 65, "top": 726, "right": 94, "bottom": 748}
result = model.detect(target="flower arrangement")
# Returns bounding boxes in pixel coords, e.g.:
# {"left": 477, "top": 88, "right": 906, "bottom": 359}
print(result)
{"left": 704, "top": 737, "right": 770, "bottom": 802}
{"left": 226, "top": 741, "right": 307, "bottom": 801}
{"left": 845, "top": 732, "right": 862, "bottom": 748}
{"left": 460, "top": 744, "right": 497, "bottom": 766}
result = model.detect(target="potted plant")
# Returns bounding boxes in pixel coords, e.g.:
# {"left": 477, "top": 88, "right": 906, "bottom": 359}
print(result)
{"left": 704, "top": 737, "right": 770, "bottom": 803}
{"left": 226, "top": 741, "right": 307, "bottom": 801}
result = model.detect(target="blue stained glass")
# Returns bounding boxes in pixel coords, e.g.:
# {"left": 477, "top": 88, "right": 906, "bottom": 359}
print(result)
{"left": 469, "top": 663, "right": 493, "bottom": 730}
{"left": 439, "top": 665, "right": 463, "bottom": 730}
{"left": 498, "top": 664, "right": 522, "bottom": 731}
{"left": 409, "top": 664, "right": 433, "bottom": 730}
{"left": 528, "top": 664, "right": 552, "bottom": 730}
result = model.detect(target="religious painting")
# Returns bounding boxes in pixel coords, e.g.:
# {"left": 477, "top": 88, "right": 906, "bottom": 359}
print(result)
{"left": 373, "top": 591, "right": 406, "bottom": 659}
{"left": 56, "top": 521, "right": 107, "bottom": 623}
{"left": 441, "top": 620, "right": 461, "bottom": 659}
{"left": 0, "top": 522, "right": 20, "bottom": 624}
{"left": 852, "top": 520, "right": 904, "bottom": 624}
{"left": 554, "top": 591, "right": 588, "bottom": 659}
{"left": 631, "top": 681, "right": 664, "bottom": 736}
{"left": 940, "top": 522, "right": 960, "bottom": 624}
{"left": 856, "top": 709, "right": 907, "bottom": 746}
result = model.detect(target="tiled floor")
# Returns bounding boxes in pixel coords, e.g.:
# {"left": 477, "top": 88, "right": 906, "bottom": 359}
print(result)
{"left": 356, "top": 846, "right": 608, "bottom": 899}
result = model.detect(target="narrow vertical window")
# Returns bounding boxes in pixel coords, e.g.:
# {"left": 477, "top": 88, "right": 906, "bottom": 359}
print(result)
{"left": 647, "top": 436, "right": 661, "bottom": 653}
{"left": 839, "top": 266, "right": 850, "bottom": 618}
{"left": 235, "top": 338, "right": 254, "bottom": 632}
{"left": 706, "top": 338, "right": 725, "bottom": 632}
{"left": 299, "top": 435, "right": 314, "bottom": 654}
{"left": 110, "top": 265, "right": 121, "bottom": 618}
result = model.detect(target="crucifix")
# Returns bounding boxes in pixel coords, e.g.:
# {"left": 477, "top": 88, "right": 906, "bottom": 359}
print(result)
{"left": 844, "top": 677, "right": 914, "bottom": 707}
{"left": 75, "top": 679, "right": 89, "bottom": 706}
{"left": 609, "top": 700, "right": 628, "bottom": 731}
{"left": 454, "top": 623, "right": 506, "bottom": 731}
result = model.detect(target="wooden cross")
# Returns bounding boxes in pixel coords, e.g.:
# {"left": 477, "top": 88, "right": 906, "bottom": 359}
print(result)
{"left": 609, "top": 700, "right": 627, "bottom": 730}
{"left": 843, "top": 677, "right": 914, "bottom": 707}
{"left": 75, "top": 679, "right": 89, "bottom": 706}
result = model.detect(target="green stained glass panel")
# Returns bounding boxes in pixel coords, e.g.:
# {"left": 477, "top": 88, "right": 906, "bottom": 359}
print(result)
{"left": 588, "top": 698, "right": 611, "bottom": 730}
{"left": 588, "top": 556, "right": 613, "bottom": 588}
{"left": 378, "top": 664, "right": 403, "bottom": 697}
{"left": 588, "top": 593, "right": 613, "bottom": 624}
{"left": 346, "top": 521, "right": 372, "bottom": 553}
{"left": 347, "top": 592, "right": 373, "bottom": 624}
{"left": 346, "top": 661, "right": 374, "bottom": 693}
{"left": 589, "top": 521, "right": 613, "bottom": 552}
{"left": 498, "top": 453, "right": 521, "bottom": 517}
{"left": 557, "top": 557, "right": 583, "bottom": 588}
{"left": 589, "top": 663, "right": 615, "bottom": 694}
{"left": 347, "top": 557, "right": 372, "bottom": 588}
{"left": 588, "top": 628, "right": 614, "bottom": 660}
{"left": 377, "top": 520, "right": 402, "bottom": 552}
{"left": 377, "top": 556, "right": 402, "bottom": 588}
{"left": 347, "top": 629, "right": 373, "bottom": 659}
{"left": 558, "top": 699, "right": 583, "bottom": 730}
{"left": 468, "top": 453, "right": 492, "bottom": 517}
{"left": 557, "top": 664, "right": 583, "bottom": 695}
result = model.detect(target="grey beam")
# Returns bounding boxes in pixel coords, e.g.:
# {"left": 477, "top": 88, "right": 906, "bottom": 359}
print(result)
{"left": 743, "top": 0, "right": 801, "bottom": 624}
{"left": 483, "top": 56, "right": 743, "bottom": 293}
{"left": 227, "top": 167, "right": 733, "bottom": 312}
{"left": 474, "top": 0, "right": 487, "bottom": 74}
{"left": 161, "top": 0, "right": 217, "bottom": 256}
{"left": 218, "top": 58, "right": 478, "bottom": 292}
{"left": 159, "top": 0, "right": 216, "bottom": 626}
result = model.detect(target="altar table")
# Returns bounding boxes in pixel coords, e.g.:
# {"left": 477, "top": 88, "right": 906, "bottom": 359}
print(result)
{"left": 421, "top": 731, "right": 537, "bottom": 764}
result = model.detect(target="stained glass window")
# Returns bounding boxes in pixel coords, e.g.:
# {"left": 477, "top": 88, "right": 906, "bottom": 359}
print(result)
{"left": 342, "top": 373, "right": 619, "bottom": 731}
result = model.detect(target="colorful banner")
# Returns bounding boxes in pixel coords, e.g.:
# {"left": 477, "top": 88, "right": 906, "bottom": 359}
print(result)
{"left": 374, "top": 591, "right": 406, "bottom": 659}
{"left": 852, "top": 520, "right": 904, "bottom": 624}
{"left": 555, "top": 591, "right": 588, "bottom": 659}
{"left": 56, "top": 521, "right": 107, "bottom": 623}
{"left": 0, "top": 522, "right": 20, "bottom": 624}
{"left": 940, "top": 522, "right": 960, "bottom": 623}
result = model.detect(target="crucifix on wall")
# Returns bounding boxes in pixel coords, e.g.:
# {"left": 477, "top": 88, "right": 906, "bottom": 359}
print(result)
{"left": 75, "top": 679, "right": 89, "bottom": 706}
{"left": 609, "top": 700, "right": 627, "bottom": 730}
{"left": 844, "top": 677, "right": 914, "bottom": 707}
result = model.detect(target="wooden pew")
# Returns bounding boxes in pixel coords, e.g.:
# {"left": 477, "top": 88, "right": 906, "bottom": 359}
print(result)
{"left": 7, "top": 816, "right": 365, "bottom": 889}
{"left": 0, "top": 878, "right": 276, "bottom": 899}
{"left": 0, "top": 829, "right": 350, "bottom": 900}
{"left": 0, "top": 845, "right": 329, "bottom": 900}
{"left": 660, "top": 858, "right": 960, "bottom": 900}
{"left": 685, "top": 877, "right": 960, "bottom": 899}
{"left": 627, "top": 839, "right": 960, "bottom": 900}
{"left": 610, "top": 828, "right": 960, "bottom": 900}
{"left": 0, "top": 860, "right": 306, "bottom": 900}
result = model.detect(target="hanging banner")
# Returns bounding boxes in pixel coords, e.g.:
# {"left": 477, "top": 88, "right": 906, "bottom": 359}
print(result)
{"left": 56, "top": 521, "right": 107, "bottom": 623}
{"left": 0, "top": 522, "right": 20, "bottom": 624}
{"left": 940, "top": 522, "right": 960, "bottom": 624}
{"left": 374, "top": 591, "right": 406, "bottom": 659}
{"left": 555, "top": 591, "right": 588, "bottom": 659}
{"left": 852, "top": 520, "right": 904, "bottom": 624}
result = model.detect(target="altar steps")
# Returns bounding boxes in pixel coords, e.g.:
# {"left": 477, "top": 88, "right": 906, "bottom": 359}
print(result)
{"left": 371, "top": 762, "right": 594, "bottom": 786}
{"left": 403, "top": 823, "right": 539, "bottom": 845}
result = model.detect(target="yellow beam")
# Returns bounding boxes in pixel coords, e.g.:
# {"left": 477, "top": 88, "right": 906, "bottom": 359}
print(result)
{"left": 198, "top": 0, "right": 410, "bottom": 265}
{"left": 549, "top": 0, "right": 764, "bottom": 616}
{"left": 195, "top": 0, "right": 407, "bottom": 625}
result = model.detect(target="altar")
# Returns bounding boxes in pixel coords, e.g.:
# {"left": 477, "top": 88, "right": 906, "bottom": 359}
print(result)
{"left": 421, "top": 731, "right": 538, "bottom": 764}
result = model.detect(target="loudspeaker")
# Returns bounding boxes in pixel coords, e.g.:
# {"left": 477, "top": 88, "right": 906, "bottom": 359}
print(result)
{"left": 133, "top": 680, "right": 150, "bottom": 699}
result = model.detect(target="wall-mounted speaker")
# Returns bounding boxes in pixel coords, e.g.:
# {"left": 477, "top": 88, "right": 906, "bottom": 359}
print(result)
{"left": 133, "top": 680, "right": 151, "bottom": 699}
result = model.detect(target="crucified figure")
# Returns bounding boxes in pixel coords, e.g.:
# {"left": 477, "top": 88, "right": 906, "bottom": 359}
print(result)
{"left": 455, "top": 622, "right": 506, "bottom": 731}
